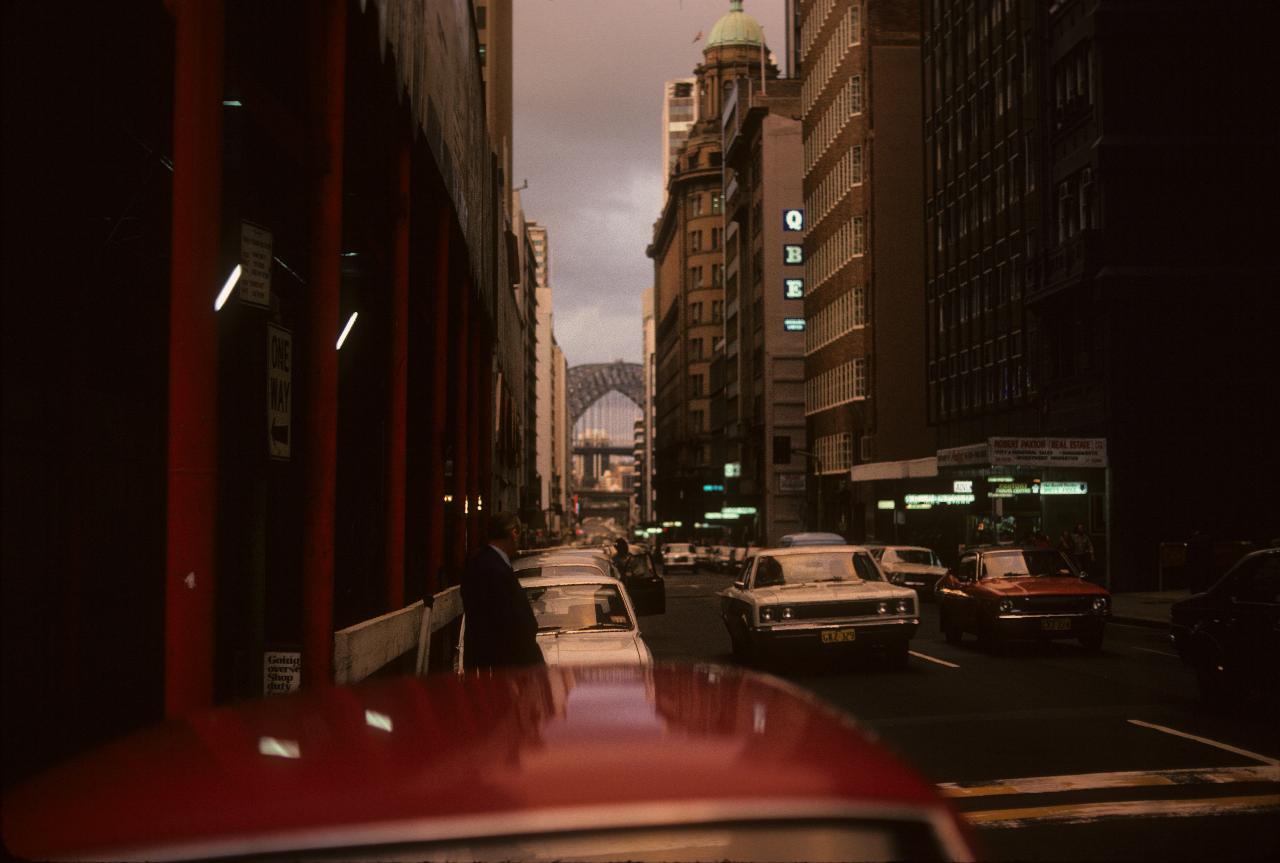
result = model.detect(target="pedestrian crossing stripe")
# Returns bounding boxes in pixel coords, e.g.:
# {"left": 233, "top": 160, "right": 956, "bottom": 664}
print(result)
{"left": 962, "top": 793, "right": 1280, "bottom": 828}
{"left": 939, "top": 764, "right": 1280, "bottom": 799}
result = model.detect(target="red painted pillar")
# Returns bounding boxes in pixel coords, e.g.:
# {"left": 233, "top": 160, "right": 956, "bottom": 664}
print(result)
{"left": 451, "top": 277, "right": 471, "bottom": 573}
{"left": 164, "top": 0, "right": 224, "bottom": 718}
{"left": 384, "top": 126, "right": 410, "bottom": 611}
{"left": 302, "top": 0, "right": 346, "bottom": 687}
{"left": 426, "top": 207, "right": 451, "bottom": 593}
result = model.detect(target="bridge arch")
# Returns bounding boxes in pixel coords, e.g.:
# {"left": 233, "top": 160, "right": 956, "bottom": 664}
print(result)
{"left": 567, "top": 361, "right": 643, "bottom": 426}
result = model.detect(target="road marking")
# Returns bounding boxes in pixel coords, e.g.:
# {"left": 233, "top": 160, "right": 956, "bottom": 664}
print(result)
{"left": 1128, "top": 719, "right": 1280, "bottom": 766}
{"left": 1130, "top": 646, "right": 1179, "bottom": 658}
{"left": 939, "top": 764, "right": 1280, "bottom": 798}
{"left": 909, "top": 650, "right": 960, "bottom": 668}
{"left": 964, "top": 793, "right": 1280, "bottom": 828}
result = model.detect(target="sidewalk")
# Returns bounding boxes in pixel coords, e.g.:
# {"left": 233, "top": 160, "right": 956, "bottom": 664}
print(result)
{"left": 1108, "top": 589, "right": 1191, "bottom": 629}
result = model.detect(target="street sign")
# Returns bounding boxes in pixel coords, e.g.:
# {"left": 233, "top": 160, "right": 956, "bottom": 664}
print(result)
{"left": 267, "top": 325, "right": 292, "bottom": 459}
{"left": 239, "top": 221, "right": 273, "bottom": 307}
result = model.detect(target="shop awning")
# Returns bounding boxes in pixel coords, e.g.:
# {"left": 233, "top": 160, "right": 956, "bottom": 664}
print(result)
{"left": 850, "top": 456, "right": 938, "bottom": 482}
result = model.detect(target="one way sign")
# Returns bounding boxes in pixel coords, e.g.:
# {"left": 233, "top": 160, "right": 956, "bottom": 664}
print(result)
{"left": 267, "top": 325, "right": 291, "bottom": 459}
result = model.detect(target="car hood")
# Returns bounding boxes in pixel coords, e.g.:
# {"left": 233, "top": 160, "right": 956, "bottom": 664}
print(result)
{"left": 538, "top": 631, "right": 650, "bottom": 666}
{"left": 745, "top": 581, "right": 915, "bottom": 605}
{"left": 975, "top": 577, "right": 1108, "bottom": 597}
{"left": 883, "top": 563, "right": 947, "bottom": 576}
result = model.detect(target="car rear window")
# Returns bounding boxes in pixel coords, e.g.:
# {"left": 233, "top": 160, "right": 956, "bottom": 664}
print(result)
{"left": 755, "top": 552, "right": 886, "bottom": 586}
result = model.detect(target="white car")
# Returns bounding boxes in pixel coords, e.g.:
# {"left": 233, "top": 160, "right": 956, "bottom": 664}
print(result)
{"left": 873, "top": 545, "right": 949, "bottom": 598}
{"left": 460, "top": 570, "right": 653, "bottom": 668}
{"left": 662, "top": 542, "right": 697, "bottom": 572}
{"left": 719, "top": 546, "right": 919, "bottom": 667}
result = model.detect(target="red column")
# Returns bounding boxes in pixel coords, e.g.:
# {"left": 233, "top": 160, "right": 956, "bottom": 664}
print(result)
{"left": 384, "top": 126, "right": 410, "bottom": 611}
{"left": 302, "top": 0, "right": 346, "bottom": 687}
{"left": 426, "top": 208, "right": 451, "bottom": 593}
{"left": 164, "top": 0, "right": 224, "bottom": 718}
{"left": 451, "top": 277, "right": 471, "bottom": 573}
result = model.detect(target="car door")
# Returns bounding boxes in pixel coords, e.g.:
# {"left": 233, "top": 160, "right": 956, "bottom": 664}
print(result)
{"left": 721, "top": 558, "right": 756, "bottom": 629}
{"left": 1221, "top": 553, "right": 1280, "bottom": 685}
{"left": 953, "top": 554, "right": 980, "bottom": 628}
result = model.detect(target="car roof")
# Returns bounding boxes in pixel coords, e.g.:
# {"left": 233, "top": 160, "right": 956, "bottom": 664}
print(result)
{"left": 514, "top": 550, "right": 612, "bottom": 568}
{"left": 518, "top": 571, "right": 622, "bottom": 589}
{"left": 780, "top": 532, "right": 846, "bottom": 543}
{"left": 758, "top": 545, "right": 881, "bottom": 558}
{"left": 882, "top": 545, "right": 934, "bottom": 552}
{"left": 4, "top": 665, "right": 958, "bottom": 861}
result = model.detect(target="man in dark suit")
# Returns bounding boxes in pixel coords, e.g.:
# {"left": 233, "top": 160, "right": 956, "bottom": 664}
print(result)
{"left": 461, "top": 512, "right": 545, "bottom": 670}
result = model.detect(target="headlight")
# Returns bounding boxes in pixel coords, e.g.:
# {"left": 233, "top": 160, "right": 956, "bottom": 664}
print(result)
{"left": 781, "top": 607, "right": 794, "bottom": 620}
{"left": 998, "top": 598, "right": 1014, "bottom": 614}
{"left": 1092, "top": 597, "right": 1109, "bottom": 613}
{"left": 895, "top": 599, "right": 911, "bottom": 614}
{"left": 760, "top": 606, "right": 776, "bottom": 622}
{"left": 877, "top": 602, "right": 888, "bottom": 614}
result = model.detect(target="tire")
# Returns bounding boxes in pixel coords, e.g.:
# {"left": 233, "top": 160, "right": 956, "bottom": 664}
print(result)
{"left": 885, "top": 639, "right": 910, "bottom": 669}
{"left": 940, "top": 607, "right": 963, "bottom": 645}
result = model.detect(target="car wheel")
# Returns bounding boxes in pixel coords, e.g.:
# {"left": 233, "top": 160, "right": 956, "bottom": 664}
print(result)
{"left": 884, "top": 639, "right": 910, "bottom": 669}
{"left": 940, "top": 607, "right": 962, "bottom": 645}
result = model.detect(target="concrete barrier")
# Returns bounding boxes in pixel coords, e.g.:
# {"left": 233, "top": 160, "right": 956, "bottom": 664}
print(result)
{"left": 332, "top": 586, "right": 463, "bottom": 684}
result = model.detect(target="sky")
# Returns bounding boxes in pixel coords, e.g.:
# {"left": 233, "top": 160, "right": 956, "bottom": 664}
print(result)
{"left": 513, "top": 0, "right": 787, "bottom": 368}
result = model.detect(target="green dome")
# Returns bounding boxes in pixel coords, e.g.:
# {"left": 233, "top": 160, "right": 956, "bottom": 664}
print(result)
{"left": 707, "top": 0, "right": 765, "bottom": 48}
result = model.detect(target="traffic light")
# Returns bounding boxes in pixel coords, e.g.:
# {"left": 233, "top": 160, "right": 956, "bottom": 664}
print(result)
{"left": 773, "top": 435, "right": 791, "bottom": 464}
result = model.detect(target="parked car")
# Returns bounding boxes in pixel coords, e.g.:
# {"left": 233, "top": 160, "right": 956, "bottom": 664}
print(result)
{"left": 2, "top": 665, "right": 977, "bottom": 862}
{"left": 662, "top": 541, "right": 697, "bottom": 572}
{"left": 875, "top": 546, "right": 949, "bottom": 599}
{"left": 719, "top": 546, "right": 919, "bottom": 667}
{"left": 778, "top": 531, "right": 847, "bottom": 547}
{"left": 461, "top": 569, "right": 653, "bottom": 667}
{"left": 1171, "top": 547, "right": 1280, "bottom": 707}
{"left": 935, "top": 546, "right": 1111, "bottom": 650}
{"left": 611, "top": 542, "right": 667, "bottom": 615}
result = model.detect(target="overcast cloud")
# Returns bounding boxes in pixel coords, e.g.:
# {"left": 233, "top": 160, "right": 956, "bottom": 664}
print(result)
{"left": 513, "top": 0, "right": 786, "bottom": 367}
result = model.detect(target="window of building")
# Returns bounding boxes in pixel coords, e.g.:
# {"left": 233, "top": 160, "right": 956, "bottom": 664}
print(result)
{"left": 689, "top": 192, "right": 703, "bottom": 216}
{"left": 478, "top": 44, "right": 487, "bottom": 66}
{"left": 689, "top": 410, "right": 704, "bottom": 433}
{"left": 475, "top": 5, "right": 487, "bottom": 29}
{"left": 688, "top": 265, "right": 704, "bottom": 288}
{"left": 688, "top": 337, "right": 703, "bottom": 360}
{"left": 689, "top": 230, "right": 703, "bottom": 253}
{"left": 711, "top": 227, "right": 723, "bottom": 250}
{"left": 689, "top": 374, "right": 703, "bottom": 397}
{"left": 689, "top": 301, "right": 702, "bottom": 324}
{"left": 711, "top": 193, "right": 723, "bottom": 214}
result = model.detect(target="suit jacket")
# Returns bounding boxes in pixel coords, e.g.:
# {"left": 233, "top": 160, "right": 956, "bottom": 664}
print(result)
{"left": 461, "top": 545, "right": 545, "bottom": 670}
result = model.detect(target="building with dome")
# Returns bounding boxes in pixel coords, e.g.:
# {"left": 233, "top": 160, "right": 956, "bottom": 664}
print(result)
{"left": 647, "top": 1, "right": 778, "bottom": 538}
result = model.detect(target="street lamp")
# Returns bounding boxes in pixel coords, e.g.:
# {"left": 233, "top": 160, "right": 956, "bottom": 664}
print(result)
{"left": 793, "top": 448, "right": 823, "bottom": 531}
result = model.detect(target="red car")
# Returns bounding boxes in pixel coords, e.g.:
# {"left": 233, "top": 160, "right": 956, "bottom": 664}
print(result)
{"left": 937, "top": 546, "right": 1111, "bottom": 650}
{"left": 4, "top": 665, "right": 977, "bottom": 861}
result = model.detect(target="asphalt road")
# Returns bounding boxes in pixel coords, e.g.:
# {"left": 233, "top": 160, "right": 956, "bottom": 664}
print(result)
{"left": 640, "top": 567, "right": 1280, "bottom": 862}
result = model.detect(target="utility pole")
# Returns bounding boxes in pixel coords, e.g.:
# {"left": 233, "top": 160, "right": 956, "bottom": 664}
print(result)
{"left": 793, "top": 449, "right": 823, "bottom": 531}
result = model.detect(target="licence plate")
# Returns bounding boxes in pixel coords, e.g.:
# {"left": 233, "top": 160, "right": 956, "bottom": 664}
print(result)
{"left": 821, "top": 629, "right": 856, "bottom": 643}
{"left": 1040, "top": 618, "right": 1071, "bottom": 631}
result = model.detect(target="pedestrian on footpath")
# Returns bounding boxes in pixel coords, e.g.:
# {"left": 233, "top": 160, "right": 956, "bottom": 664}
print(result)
{"left": 460, "top": 512, "right": 545, "bottom": 671}
{"left": 1071, "top": 523, "right": 1096, "bottom": 575}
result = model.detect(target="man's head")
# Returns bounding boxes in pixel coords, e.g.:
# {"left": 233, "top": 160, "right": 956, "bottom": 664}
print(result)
{"left": 614, "top": 538, "right": 629, "bottom": 557}
{"left": 486, "top": 512, "right": 522, "bottom": 555}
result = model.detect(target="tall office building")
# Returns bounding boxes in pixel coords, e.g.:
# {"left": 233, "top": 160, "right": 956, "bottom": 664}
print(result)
{"left": 797, "top": 0, "right": 928, "bottom": 538}
{"left": 649, "top": 0, "right": 777, "bottom": 536}
{"left": 640, "top": 287, "right": 657, "bottom": 523}
{"left": 662, "top": 78, "right": 699, "bottom": 201}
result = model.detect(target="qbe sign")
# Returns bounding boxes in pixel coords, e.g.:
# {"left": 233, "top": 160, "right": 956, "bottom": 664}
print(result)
{"left": 267, "top": 325, "right": 292, "bottom": 459}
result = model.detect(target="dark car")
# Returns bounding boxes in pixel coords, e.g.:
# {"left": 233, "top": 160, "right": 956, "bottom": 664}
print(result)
{"left": 1171, "top": 547, "right": 1280, "bottom": 707}
{"left": 936, "top": 546, "right": 1111, "bottom": 651}
{"left": 4, "top": 665, "right": 978, "bottom": 861}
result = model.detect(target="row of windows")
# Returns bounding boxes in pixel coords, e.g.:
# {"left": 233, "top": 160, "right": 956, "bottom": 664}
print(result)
{"left": 931, "top": 330, "right": 1023, "bottom": 382}
{"left": 935, "top": 361, "right": 1027, "bottom": 416}
{"left": 686, "top": 191, "right": 724, "bottom": 217}
{"left": 807, "top": 215, "right": 866, "bottom": 294}
{"left": 814, "top": 432, "right": 853, "bottom": 474}
{"left": 805, "top": 284, "right": 866, "bottom": 355}
{"left": 804, "top": 75, "right": 862, "bottom": 171}
{"left": 687, "top": 299, "right": 724, "bottom": 325}
{"left": 687, "top": 226, "right": 723, "bottom": 253}
{"left": 686, "top": 263, "right": 724, "bottom": 289}
{"left": 801, "top": 4, "right": 860, "bottom": 113}
{"left": 932, "top": 262, "right": 1023, "bottom": 334}
{"left": 805, "top": 144, "right": 863, "bottom": 228}
{"left": 799, "top": 0, "right": 839, "bottom": 58}
{"left": 805, "top": 358, "right": 868, "bottom": 416}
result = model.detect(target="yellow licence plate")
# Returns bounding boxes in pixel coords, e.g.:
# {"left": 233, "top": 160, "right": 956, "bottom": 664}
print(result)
{"left": 821, "top": 629, "right": 857, "bottom": 643}
{"left": 1040, "top": 619, "right": 1071, "bottom": 631}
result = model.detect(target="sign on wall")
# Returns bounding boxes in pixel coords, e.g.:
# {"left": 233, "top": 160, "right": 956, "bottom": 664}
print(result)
{"left": 239, "top": 221, "right": 273, "bottom": 307}
{"left": 263, "top": 650, "right": 301, "bottom": 696}
{"left": 783, "top": 244, "right": 804, "bottom": 265}
{"left": 784, "top": 278, "right": 805, "bottom": 299}
{"left": 267, "top": 325, "right": 292, "bottom": 459}
{"left": 783, "top": 208, "right": 805, "bottom": 231}
{"left": 989, "top": 437, "right": 1107, "bottom": 468}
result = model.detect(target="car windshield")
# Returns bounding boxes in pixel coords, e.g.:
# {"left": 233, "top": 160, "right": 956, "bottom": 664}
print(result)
{"left": 754, "top": 552, "right": 884, "bottom": 587}
{"left": 981, "top": 549, "right": 1077, "bottom": 579}
{"left": 525, "top": 583, "right": 633, "bottom": 632}
{"left": 666, "top": 544, "right": 693, "bottom": 554}
{"left": 895, "top": 549, "right": 939, "bottom": 566}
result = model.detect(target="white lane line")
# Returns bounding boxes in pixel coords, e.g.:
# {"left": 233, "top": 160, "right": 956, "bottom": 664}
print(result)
{"left": 965, "top": 794, "right": 1280, "bottom": 828}
{"left": 1131, "top": 646, "right": 1179, "bottom": 658}
{"left": 1128, "top": 719, "right": 1280, "bottom": 766}
{"left": 939, "top": 764, "right": 1280, "bottom": 798}
{"left": 909, "top": 650, "right": 960, "bottom": 668}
